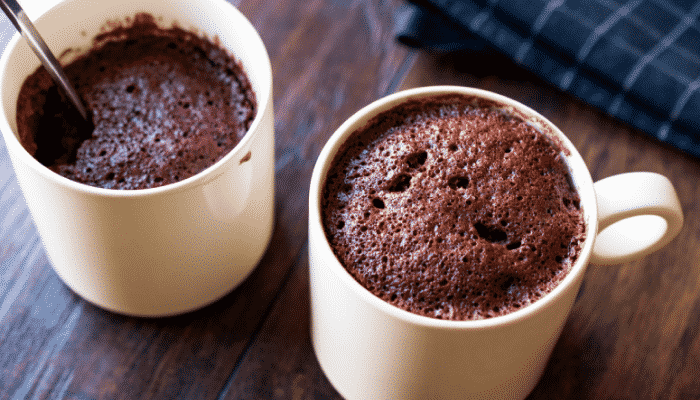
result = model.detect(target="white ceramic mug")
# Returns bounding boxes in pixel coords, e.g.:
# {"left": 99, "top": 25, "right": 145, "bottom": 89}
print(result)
{"left": 308, "top": 86, "right": 683, "bottom": 399}
{"left": 0, "top": 0, "right": 275, "bottom": 316}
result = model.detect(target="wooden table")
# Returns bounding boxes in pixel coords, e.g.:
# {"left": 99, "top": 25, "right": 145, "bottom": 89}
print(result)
{"left": 1, "top": 0, "right": 699, "bottom": 398}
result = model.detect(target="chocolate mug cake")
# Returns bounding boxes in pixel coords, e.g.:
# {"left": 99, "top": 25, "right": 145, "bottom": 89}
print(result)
{"left": 16, "top": 13, "right": 256, "bottom": 190}
{"left": 321, "top": 94, "right": 586, "bottom": 320}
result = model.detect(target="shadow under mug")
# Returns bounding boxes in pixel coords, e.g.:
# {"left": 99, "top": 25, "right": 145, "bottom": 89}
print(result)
{"left": 0, "top": 0, "right": 275, "bottom": 317}
{"left": 308, "top": 86, "right": 683, "bottom": 399}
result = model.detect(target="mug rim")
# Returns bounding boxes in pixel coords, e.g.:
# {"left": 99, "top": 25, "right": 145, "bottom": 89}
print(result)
{"left": 309, "top": 85, "right": 597, "bottom": 329}
{"left": 0, "top": 0, "right": 272, "bottom": 198}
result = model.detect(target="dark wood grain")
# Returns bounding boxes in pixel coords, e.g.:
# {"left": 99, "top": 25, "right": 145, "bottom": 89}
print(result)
{"left": 218, "top": 244, "right": 342, "bottom": 400}
{"left": 1, "top": 1, "right": 699, "bottom": 399}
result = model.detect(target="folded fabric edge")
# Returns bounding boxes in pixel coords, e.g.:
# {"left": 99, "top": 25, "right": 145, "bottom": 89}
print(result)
{"left": 394, "top": 2, "right": 700, "bottom": 159}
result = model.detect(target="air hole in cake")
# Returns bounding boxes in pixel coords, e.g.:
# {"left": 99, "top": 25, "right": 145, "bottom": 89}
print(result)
{"left": 500, "top": 276, "right": 516, "bottom": 292}
{"left": 474, "top": 222, "right": 507, "bottom": 244}
{"left": 405, "top": 151, "right": 427, "bottom": 168}
{"left": 337, "top": 221, "right": 344, "bottom": 229}
{"left": 386, "top": 173, "right": 411, "bottom": 192}
{"left": 448, "top": 143, "right": 458, "bottom": 152}
{"left": 506, "top": 241, "right": 521, "bottom": 250}
{"left": 105, "top": 172, "right": 115, "bottom": 181}
{"left": 99, "top": 150, "right": 107, "bottom": 157}
{"left": 372, "top": 198, "right": 385, "bottom": 209}
{"left": 447, "top": 175, "right": 469, "bottom": 189}
{"left": 126, "top": 85, "right": 136, "bottom": 93}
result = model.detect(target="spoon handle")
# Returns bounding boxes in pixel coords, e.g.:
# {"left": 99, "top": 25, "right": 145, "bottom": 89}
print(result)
{"left": 0, "top": 0, "right": 88, "bottom": 120}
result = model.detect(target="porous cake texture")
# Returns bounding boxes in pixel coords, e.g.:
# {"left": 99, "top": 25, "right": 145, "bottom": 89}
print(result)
{"left": 322, "top": 94, "right": 586, "bottom": 320}
{"left": 16, "top": 13, "right": 256, "bottom": 189}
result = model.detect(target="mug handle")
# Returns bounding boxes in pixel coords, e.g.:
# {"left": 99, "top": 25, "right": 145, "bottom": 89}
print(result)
{"left": 590, "top": 172, "right": 684, "bottom": 265}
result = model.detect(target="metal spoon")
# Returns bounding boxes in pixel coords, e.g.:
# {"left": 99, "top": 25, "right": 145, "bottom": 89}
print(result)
{"left": 1, "top": 0, "right": 88, "bottom": 120}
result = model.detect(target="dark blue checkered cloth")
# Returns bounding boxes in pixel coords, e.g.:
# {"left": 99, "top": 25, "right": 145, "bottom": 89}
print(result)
{"left": 396, "top": 0, "right": 700, "bottom": 158}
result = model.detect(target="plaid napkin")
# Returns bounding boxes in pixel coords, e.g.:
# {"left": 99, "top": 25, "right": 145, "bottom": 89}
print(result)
{"left": 396, "top": 0, "right": 700, "bottom": 159}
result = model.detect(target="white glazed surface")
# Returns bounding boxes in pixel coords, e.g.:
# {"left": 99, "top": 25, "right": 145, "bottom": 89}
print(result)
{"left": 0, "top": 0, "right": 275, "bottom": 316}
{"left": 308, "top": 86, "right": 683, "bottom": 399}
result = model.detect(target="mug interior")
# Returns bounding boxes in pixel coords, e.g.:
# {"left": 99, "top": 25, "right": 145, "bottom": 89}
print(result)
{"left": 0, "top": 0, "right": 272, "bottom": 196}
{"left": 309, "top": 86, "right": 598, "bottom": 328}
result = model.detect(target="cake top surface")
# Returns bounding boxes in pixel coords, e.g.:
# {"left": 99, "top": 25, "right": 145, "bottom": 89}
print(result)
{"left": 16, "top": 13, "right": 256, "bottom": 190}
{"left": 322, "top": 94, "right": 586, "bottom": 321}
